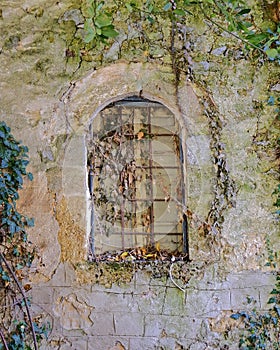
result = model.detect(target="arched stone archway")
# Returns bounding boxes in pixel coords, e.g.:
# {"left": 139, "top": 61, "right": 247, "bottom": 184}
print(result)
{"left": 60, "top": 62, "right": 212, "bottom": 262}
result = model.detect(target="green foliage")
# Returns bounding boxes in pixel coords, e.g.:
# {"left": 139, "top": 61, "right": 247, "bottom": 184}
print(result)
{"left": 273, "top": 184, "right": 280, "bottom": 219}
{"left": 196, "top": 0, "right": 280, "bottom": 61}
{"left": 262, "top": 26, "right": 280, "bottom": 61}
{"left": 231, "top": 275, "right": 280, "bottom": 349}
{"left": 0, "top": 122, "right": 34, "bottom": 270}
{"left": 266, "top": 238, "right": 278, "bottom": 269}
{"left": 234, "top": 165, "right": 280, "bottom": 347}
{"left": 0, "top": 121, "right": 48, "bottom": 349}
{"left": 80, "top": 0, "right": 280, "bottom": 63}
{"left": 231, "top": 237, "right": 280, "bottom": 349}
{"left": 0, "top": 122, "right": 34, "bottom": 242}
{"left": 267, "top": 94, "right": 280, "bottom": 221}
{"left": 0, "top": 320, "right": 49, "bottom": 350}
{"left": 83, "top": 0, "right": 118, "bottom": 46}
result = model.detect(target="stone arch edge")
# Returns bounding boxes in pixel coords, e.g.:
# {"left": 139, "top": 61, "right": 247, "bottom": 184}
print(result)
{"left": 61, "top": 61, "right": 211, "bottom": 262}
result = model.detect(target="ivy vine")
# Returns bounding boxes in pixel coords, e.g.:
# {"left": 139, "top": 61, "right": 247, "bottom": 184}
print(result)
{"left": 231, "top": 271, "right": 280, "bottom": 349}
{"left": 78, "top": 0, "right": 280, "bottom": 62}
{"left": 0, "top": 122, "right": 47, "bottom": 350}
{"left": 230, "top": 91, "right": 280, "bottom": 347}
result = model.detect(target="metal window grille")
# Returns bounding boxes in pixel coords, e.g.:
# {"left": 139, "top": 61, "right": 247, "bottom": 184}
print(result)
{"left": 87, "top": 97, "right": 188, "bottom": 255}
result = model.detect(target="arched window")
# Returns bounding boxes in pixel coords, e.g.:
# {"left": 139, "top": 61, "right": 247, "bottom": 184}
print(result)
{"left": 87, "top": 97, "right": 188, "bottom": 256}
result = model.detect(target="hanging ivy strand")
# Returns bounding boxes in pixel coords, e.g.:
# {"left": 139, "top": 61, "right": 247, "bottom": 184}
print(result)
{"left": 0, "top": 121, "right": 48, "bottom": 350}
{"left": 78, "top": 0, "right": 280, "bottom": 63}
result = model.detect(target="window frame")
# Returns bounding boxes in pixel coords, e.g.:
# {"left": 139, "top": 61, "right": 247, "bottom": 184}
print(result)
{"left": 87, "top": 96, "right": 189, "bottom": 257}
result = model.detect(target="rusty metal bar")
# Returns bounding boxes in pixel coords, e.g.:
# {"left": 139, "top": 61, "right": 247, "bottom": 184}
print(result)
{"left": 109, "top": 231, "right": 181, "bottom": 236}
{"left": 120, "top": 106, "right": 125, "bottom": 250}
{"left": 126, "top": 198, "right": 173, "bottom": 202}
{"left": 94, "top": 165, "right": 180, "bottom": 170}
{"left": 136, "top": 165, "right": 179, "bottom": 169}
{"left": 122, "top": 132, "right": 177, "bottom": 137}
{"left": 107, "top": 96, "right": 162, "bottom": 108}
{"left": 148, "top": 107, "right": 155, "bottom": 246}
{"left": 131, "top": 108, "right": 137, "bottom": 247}
{"left": 88, "top": 123, "right": 95, "bottom": 255}
{"left": 179, "top": 137, "right": 189, "bottom": 255}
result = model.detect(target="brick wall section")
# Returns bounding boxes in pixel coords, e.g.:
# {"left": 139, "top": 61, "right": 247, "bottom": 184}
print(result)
{"left": 30, "top": 262, "right": 275, "bottom": 350}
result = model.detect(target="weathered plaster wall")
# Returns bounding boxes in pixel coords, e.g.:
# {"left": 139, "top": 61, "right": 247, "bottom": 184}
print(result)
{"left": 0, "top": 0, "right": 279, "bottom": 349}
{"left": 30, "top": 262, "right": 275, "bottom": 350}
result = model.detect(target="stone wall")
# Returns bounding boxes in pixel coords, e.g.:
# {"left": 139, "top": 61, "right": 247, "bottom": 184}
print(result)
{"left": 0, "top": 0, "right": 279, "bottom": 349}
{"left": 29, "top": 262, "right": 275, "bottom": 350}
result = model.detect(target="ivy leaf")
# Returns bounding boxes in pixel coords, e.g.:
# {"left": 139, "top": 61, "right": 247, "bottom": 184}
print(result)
{"left": 267, "top": 95, "right": 275, "bottom": 106}
{"left": 86, "top": 4, "right": 95, "bottom": 18}
{"left": 101, "top": 26, "right": 119, "bottom": 38}
{"left": 274, "top": 305, "right": 280, "bottom": 317}
{"left": 26, "top": 217, "right": 35, "bottom": 227}
{"left": 265, "top": 48, "right": 279, "bottom": 60}
{"left": 96, "top": 2, "right": 104, "bottom": 12}
{"left": 95, "top": 14, "right": 112, "bottom": 28}
{"left": 237, "top": 8, "right": 251, "bottom": 16}
{"left": 146, "top": 3, "right": 153, "bottom": 13}
{"left": 1, "top": 159, "right": 8, "bottom": 168}
{"left": 231, "top": 313, "right": 241, "bottom": 320}
{"left": 11, "top": 334, "right": 22, "bottom": 346}
{"left": 163, "top": 2, "right": 172, "bottom": 11}
{"left": 268, "top": 296, "right": 277, "bottom": 304}
{"left": 84, "top": 29, "right": 96, "bottom": 43}
{"left": 9, "top": 221, "right": 17, "bottom": 234}
{"left": 125, "top": 2, "right": 135, "bottom": 11}
{"left": 1, "top": 272, "right": 10, "bottom": 281}
{"left": 245, "top": 33, "right": 268, "bottom": 46}
{"left": 96, "top": 27, "right": 102, "bottom": 36}
{"left": 173, "top": 9, "right": 186, "bottom": 16}
{"left": 147, "top": 15, "right": 155, "bottom": 24}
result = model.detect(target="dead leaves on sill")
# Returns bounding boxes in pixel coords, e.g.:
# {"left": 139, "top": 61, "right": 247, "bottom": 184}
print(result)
{"left": 90, "top": 245, "right": 189, "bottom": 263}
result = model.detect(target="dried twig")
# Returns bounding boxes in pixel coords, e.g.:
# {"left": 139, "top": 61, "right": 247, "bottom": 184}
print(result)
{"left": 0, "top": 328, "right": 9, "bottom": 350}
{"left": 199, "top": 3, "right": 265, "bottom": 53}
{"left": 0, "top": 252, "right": 38, "bottom": 350}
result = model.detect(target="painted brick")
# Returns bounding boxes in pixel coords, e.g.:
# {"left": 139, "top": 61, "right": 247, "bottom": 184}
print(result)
{"left": 128, "top": 336, "right": 158, "bottom": 350}
{"left": 230, "top": 288, "right": 261, "bottom": 310}
{"left": 132, "top": 285, "right": 166, "bottom": 314}
{"left": 88, "top": 311, "right": 115, "bottom": 336}
{"left": 144, "top": 314, "right": 202, "bottom": 339}
{"left": 113, "top": 312, "right": 144, "bottom": 336}
{"left": 87, "top": 336, "right": 129, "bottom": 350}
{"left": 162, "top": 287, "right": 186, "bottom": 316}
{"left": 85, "top": 291, "right": 135, "bottom": 312}
{"left": 185, "top": 289, "right": 231, "bottom": 318}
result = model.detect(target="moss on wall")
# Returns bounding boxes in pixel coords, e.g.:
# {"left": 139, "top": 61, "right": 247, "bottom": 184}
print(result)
{"left": 0, "top": 0, "right": 279, "bottom": 347}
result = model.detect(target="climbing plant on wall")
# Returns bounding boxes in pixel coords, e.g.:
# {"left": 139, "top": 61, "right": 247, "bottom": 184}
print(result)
{"left": 76, "top": 0, "right": 280, "bottom": 346}
{"left": 231, "top": 95, "right": 280, "bottom": 349}
{"left": 231, "top": 272, "right": 280, "bottom": 348}
{"left": 79, "top": 0, "right": 280, "bottom": 62}
{"left": 0, "top": 122, "right": 47, "bottom": 350}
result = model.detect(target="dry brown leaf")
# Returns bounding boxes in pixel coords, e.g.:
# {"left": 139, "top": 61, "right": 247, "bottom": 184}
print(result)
{"left": 141, "top": 247, "right": 147, "bottom": 255}
{"left": 109, "top": 340, "right": 126, "bottom": 350}
{"left": 155, "top": 242, "right": 160, "bottom": 252}
{"left": 120, "top": 251, "right": 129, "bottom": 259}
{"left": 24, "top": 284, "right": 32, "bottom": 291}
